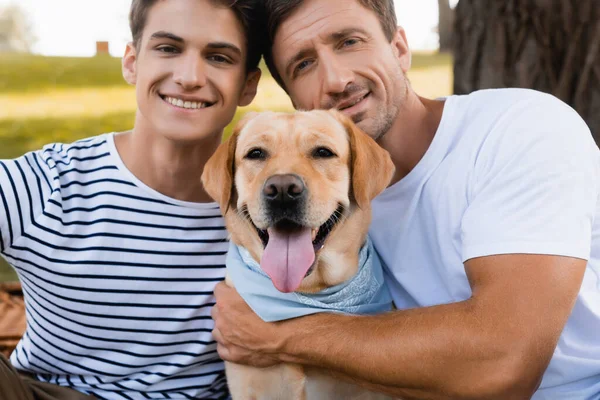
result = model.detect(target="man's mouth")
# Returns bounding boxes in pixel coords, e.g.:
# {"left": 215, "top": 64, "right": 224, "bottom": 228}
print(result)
{"left": 337, "top": 92, "right": 370, "bottom": 111}
{"left": 160, "top": 95, "right": 214, "bottom": 110}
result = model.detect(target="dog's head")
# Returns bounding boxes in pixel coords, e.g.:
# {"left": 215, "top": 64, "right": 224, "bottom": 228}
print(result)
{"left": 202, "top": 110, "right": 394, "bottom": 293}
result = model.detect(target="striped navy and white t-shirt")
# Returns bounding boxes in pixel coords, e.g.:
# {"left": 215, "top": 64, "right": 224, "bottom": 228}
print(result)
{"left": 0, "top": 133, "right": 230, "bottom": 399}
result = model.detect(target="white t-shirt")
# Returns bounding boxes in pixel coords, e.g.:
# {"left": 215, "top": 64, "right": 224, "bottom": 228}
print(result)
{"left": 370, "top": 88, "right": 600, "bottom": 399}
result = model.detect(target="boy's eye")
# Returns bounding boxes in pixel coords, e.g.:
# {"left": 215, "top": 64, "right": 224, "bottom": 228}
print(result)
{"left": 208, "top": 55, "right": 232, "bottom": 64}
{"left": 156, "top": 45, "right": 179, "bottom": 54}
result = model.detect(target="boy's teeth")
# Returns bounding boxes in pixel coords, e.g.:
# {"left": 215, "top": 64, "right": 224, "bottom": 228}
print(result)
{"left": 165, "top": 96, "right": 206, "bottom": 109}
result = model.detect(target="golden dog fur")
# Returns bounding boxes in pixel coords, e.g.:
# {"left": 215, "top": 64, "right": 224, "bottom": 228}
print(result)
{"left": 202, "top": 109, "right": 395, "bottom": 399}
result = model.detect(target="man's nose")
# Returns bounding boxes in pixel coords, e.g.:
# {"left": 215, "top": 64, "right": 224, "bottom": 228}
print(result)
{"left": 320, "top": 54, "right": 354, "bottom": 96}
{"left": 173, "top": 54, "right": 207, "bottom": 89}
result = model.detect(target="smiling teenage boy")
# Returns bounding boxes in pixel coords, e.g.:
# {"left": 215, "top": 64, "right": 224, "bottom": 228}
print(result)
{"left": 0, "top": 0, "right": 262, "bottom": 399}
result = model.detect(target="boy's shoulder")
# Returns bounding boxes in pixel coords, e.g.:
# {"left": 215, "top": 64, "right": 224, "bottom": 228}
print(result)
{"left": 39, "top": 133, "right": 113, "bottom": 166}
{"left": 0, "top": 133, "right": 117, "bottom": 190}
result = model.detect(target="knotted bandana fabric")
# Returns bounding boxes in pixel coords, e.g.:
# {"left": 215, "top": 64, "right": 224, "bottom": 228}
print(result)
{"left": 226, "top": 237, "right": 393, "bottom": 322}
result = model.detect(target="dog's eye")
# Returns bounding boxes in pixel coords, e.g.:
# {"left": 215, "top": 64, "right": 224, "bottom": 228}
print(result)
{"left": 245, "top": 148, "right": 267, "bottom": 160}
{"left": 312, "top": 147, "right": 336, "bottom": 159}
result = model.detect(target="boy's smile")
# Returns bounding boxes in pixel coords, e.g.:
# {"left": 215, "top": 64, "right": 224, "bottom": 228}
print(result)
{"left": 159, "top": 94, "right": 215, "bottom": 111}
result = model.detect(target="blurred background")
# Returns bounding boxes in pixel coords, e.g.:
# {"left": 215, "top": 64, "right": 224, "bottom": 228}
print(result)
{"left": 1, "top": 0, "right": 599, "bottom": 282}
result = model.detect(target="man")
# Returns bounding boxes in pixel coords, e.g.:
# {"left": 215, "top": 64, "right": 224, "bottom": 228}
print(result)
{"left": 0, "top": 0, "right": 262, "bottom": 398}
{"left": 211, "top": 0, "right": 600, "bottom": 398}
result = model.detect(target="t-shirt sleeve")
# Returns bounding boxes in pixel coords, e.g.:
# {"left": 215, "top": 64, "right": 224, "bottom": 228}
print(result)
{"left": 461, "top": 94, "right": 600, "bottom": 262}
{"left": 0, "top": 151, "right": 52, "bottom": 254}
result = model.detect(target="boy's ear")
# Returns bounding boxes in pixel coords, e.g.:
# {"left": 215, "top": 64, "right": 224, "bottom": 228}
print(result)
{"left": 238, "top": 69, "right": 261, "bottom": 107}
{"left": 122, "top": 42, "right": 137, "bottom": 85}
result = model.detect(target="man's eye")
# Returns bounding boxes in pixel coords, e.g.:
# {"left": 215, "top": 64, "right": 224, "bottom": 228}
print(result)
{"left": 156, "top": 45, "right": 179, "bottom": 54}
{"left": 341, "top": 38, "right": 359, "bottom": 48}
{"left": 245, "top": 149, "right": 267, "bottom": 160}
{"left": 312, "top": 147, "right": 336, "bottom": 158}
{"left": 295, "top": 60, "right": 313, "bottom": 73}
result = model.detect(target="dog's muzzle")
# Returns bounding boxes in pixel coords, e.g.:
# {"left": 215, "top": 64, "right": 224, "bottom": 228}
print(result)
{"left": 262, "top": 174, "right": 307, "bottom": 224}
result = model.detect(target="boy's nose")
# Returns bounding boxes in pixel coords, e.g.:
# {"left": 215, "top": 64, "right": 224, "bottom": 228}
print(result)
{"left": 173, "top": 56, "right": 207, "bottom": 89}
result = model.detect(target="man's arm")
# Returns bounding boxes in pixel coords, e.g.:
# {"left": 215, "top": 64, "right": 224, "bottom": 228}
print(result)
{"left": 212, "top": 253, "right": 585, "bottom": 399}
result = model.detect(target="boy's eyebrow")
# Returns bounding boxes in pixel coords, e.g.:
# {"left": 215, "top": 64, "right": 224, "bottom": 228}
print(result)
{"left": 206, "top": 42, "right": 242, "bottom": 56}
{"left": 284, "top": 28, "right": 370, "bottom": 77}
{"left": 148, "top": 32, "right": 242, "bottom": 55}
{"left": 149, "top": 31, "right": 184, "bottom": 43}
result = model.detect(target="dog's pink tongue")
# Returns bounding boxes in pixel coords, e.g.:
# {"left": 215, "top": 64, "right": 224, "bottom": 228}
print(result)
{"left": 261, "top": 227, "right": 315, "bottom": 293}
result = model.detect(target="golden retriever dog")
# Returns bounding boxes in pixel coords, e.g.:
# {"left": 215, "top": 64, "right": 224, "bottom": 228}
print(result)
{"left": 202, "top": 109, "right": 395, "bottom": 400}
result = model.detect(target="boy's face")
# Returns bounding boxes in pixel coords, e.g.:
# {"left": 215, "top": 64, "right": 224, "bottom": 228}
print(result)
{"left": 123, "top": 0, "right": 260, "bottom": 142}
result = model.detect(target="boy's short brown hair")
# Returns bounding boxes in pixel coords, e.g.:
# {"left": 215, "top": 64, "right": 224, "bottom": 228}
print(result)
{"left": 129, "top": 0, "right": 265, "bottom": 72}
{"left": 262, "top": 0, "right": 398, "bottom": 88}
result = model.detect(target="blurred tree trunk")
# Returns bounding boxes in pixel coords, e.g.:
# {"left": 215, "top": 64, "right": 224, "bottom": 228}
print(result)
{"left": 438, "top": 0, "right": 454, "bottom": 53}
{"left": 453, "top": 0, "right": 600, "bottom": 143}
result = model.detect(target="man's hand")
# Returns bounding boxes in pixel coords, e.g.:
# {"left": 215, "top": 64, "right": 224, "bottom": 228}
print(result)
{"left": 212, "top": 282, "right": 283, "bottom": 368}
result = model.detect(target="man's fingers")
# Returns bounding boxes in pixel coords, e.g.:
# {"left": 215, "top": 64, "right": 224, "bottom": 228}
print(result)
{"left": 212, "top": 328, "right": 226, "bottom": 345}
{"left": 214, "top": 281, "right": 228, "bottom": 299}
{"left": 216, "top": 343, "right": 231, "bottom": 361}
{"left": 211, "top": 303, "right": 219, "bottom": 321}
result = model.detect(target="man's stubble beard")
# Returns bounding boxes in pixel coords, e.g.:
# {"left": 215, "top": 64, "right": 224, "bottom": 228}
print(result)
{"left": 362, "top": 72, "right": 410, "bottom": 142}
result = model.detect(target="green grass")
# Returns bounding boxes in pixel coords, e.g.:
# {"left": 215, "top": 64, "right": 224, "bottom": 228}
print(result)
{"left": 0, "top": 54, "right": 128, "bottom": 94}
{"left": 0, "top": 112, "right": 136, "bottom": 158}
{"left": 0, "top": 261, "right": 17, "bottom": 282}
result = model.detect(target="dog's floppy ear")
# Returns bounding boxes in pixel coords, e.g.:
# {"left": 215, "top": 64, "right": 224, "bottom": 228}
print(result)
{"left": 202, "top": 112, "right": 258, "bottom": 212}
{"left": 329, "top": 110, "right": 395, "bottom": 209}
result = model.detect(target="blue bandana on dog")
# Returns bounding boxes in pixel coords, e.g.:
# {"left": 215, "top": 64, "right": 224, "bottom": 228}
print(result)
{"left": 226, "top": 237, "right": 393, "bottom": 322}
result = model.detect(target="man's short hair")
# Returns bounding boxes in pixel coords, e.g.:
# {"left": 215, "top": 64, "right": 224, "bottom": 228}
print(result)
{"left": 262, "top": 0, "right": 398, "bottom": 88}
{"left": 129, "top": 0, "right": 265, "bottom": 72}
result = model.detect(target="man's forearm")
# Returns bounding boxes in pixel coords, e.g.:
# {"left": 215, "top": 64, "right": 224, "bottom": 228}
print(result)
{"left": 275, "top": 300, "right": 543, "bottom": 399}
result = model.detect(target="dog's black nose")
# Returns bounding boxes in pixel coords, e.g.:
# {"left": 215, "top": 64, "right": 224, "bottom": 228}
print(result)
{"left": 263, "top": 174, "right": 306, "bottom": 204}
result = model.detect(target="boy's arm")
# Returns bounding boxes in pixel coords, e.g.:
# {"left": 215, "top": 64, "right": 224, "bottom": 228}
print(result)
{"left": 0, "top": 153, "right": 53, "bottom": 255}
{"left": 213, "top": 253, "right": 585, "bottom": 399}
{"left": 0, "top": 160, "right": 14, "bottom": 254}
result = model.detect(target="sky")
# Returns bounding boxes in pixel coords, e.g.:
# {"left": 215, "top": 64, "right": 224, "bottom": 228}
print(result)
{"left": 0, "top": 0, "right": 453, "bottom": 57}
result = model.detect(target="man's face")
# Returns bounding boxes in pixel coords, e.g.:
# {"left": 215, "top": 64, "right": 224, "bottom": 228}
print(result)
{"left": 272, "top": 0, "right": 411, "bottom": 141}
{"left": 123, "top": 0, "right": 259, "bottom": 142}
